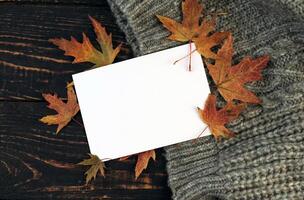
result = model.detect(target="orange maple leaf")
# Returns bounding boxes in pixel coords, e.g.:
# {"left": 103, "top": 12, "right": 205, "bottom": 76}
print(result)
{"left": 192, "top": 19, "right": 229, "bottom": 60}
{"left": 120, "top": 150, "right": 156, "bottom": 180}
{"left": 156, "top": 0, "right": 204, "bottom": 42}
{"left": 207, "top": 35, "right": 270, "bottom": 103}
{"left": 198, "top": 94, "right": 246, "bottom": 140}
{"left": 49, "top": 16, "right": 121, "bottom": 68}
{"left": 157, "top": 0, "right": 229, "bottom": 70}
{"left": 40, "top": 85, "right": 79, "bottom": 134}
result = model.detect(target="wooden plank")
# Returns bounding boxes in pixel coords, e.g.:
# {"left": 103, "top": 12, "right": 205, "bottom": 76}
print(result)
{"left": 0, "top": 4, "right": 132, "bottom": 101}
{"left": 0, "top": 101, "right": 171, "bottom": 199}
{"left": 0, "top": 0, "right": 107, "bottom": 6}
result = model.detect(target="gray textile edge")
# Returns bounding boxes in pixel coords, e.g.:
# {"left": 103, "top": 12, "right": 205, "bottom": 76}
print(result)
{"left": 107, "top": 0, "right": 304, "bottom": 199}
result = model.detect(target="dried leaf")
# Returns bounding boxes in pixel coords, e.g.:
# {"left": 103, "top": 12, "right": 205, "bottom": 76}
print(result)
{"left": 156, "top": 0, "right": 203, "bottom": 42}
{"left": 198, "top": 94, "right": 246, "bottom": 140}
{"left": 207, "top": 35, "right": 270, "bottom": 103}
{"left": 135, "top": 150, "right": 156, "bottom": 179}
{"left": 119, "top": 155, "right": 130, "bottom": 161}
{"left": 40, "top": 85, "right": 79, "bottom": 134}
{"left": 193, "top": 24, "right": 230, "bottom": 59}
{"left": 49, "top": 16, "right": 121, "bottom": 68}
{"left": 78, "top": 154, "right": 105, "bottom": 184}
{"left": 157, "top": 0, "right": 229, "bottom": 68}
{"left": 66, "top": 81, "right": 74, "bottom": 88}
{"left": 120, "top": 150, "right": 156, "bottom": 179}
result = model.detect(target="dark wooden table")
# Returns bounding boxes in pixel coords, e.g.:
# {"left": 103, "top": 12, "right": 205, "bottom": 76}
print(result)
{"left": 0, "top": 1, "right": 172, "bottom": 199}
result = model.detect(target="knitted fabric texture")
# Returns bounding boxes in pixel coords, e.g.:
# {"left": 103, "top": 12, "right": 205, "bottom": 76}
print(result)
{"left": 107, "top": 0, "right": 304, "bottom": 199}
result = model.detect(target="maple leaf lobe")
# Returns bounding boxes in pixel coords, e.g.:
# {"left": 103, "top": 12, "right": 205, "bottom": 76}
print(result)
{"left": 157, "top": 0, "right": 229, "bottom": 59}
{"left": 49, "top": 16, "right": 121, "bottom": 68}
{"left": 194, "top": 30, "right": 230, "bottom": 59}
{"left": 88, "top": 16, "right": 122, "bottom": 66}
{"left": 119, "top": 150, "right": 156, "bottom": 180}
{"left": 135, "top": 150, "right": 156, "bottom": 180}
{"left": 78, "top": 154, "right": 105, "bottom": 184}
{"left": 156, "top": 0, "right": 203, "bottom": 42}
{"left": 198, "top": 94, "right": 245, "bottom": 140}
{"left": 207, "top": 35, "right": 270, "bottom": 103}
{"left": 40, "top": 86, "right": 79, "bottom": 134}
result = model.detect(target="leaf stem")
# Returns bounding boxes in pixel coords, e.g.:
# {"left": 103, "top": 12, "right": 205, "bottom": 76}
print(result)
{"left": 197, "top": 126, "right": 208, "bottom": 138}
{"left": 214, "top": 12, "right": 228, "bottom": 16}
{"left": 209, "top": 12, "right": 228, "bottom": 17}
{"left": 189, "top": 41, "right": 192, "bottom": 71}
{"left": 192, "top": 126, "right": 208, "bottom": 144}
{"left": 174, "top": 49, "right": 197, "bottom": 66}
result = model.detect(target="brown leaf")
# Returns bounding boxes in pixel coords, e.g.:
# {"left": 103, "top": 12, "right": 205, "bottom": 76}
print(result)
{"left": 157, "top": 0, "right": 229, "bottom": 64}
{"left": 156, "top": 0, "right": 203, "bottom": 42}
{"left": 78, "top": 154, "right": 105, "bottom": 184}
{"left": 49, "top": 16, "right": 121, "bottom": 68}
{"left": 197, "top": 94, "right": 246, "bottom": 140}
{"left": 135, "top": 150, "right": 156, "bottom": 180}
{"left": 193, "top": 25, "right": 230, "bottom": 59}
{"left": 119, "top": 150, "right": 156, "bottom": 179}
{"left": 119, "top": 155, "right": 130, "bottom": 161}
{"left": 40, "top": 84, "right": 79, "bottom": 134}
{"left": 207, "top": 35, "right": 270, "bottom": 103}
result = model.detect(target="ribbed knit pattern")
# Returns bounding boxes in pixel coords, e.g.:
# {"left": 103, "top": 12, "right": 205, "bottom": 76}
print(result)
{"left": 277, "top": 0, "right": 304, "bottom": 17}
{"left": 107, "top": 0, "right": 304, "bottom": 199}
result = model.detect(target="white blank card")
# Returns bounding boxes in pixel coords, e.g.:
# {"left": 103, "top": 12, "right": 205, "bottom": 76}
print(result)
{"left": 73, "top": 44, "right": 210, "bottom": 161}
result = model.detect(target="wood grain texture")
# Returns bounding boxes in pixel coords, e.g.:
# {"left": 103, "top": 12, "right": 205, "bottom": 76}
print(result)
{"left": 0, "top": 102, "right": 170, "bottom": 199}
{"left": 0, "top": 3, "right": 131, "bottom": 101}
{"left": 0, "top": 0, "right": 107, "bottom": 6}
{"left": 0, "top": 1, "right": 172, "bottom": 199}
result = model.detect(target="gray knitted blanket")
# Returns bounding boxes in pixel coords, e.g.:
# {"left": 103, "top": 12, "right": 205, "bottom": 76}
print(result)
{"left": 107, "top": 0, "right": 304, "bottom": 199}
